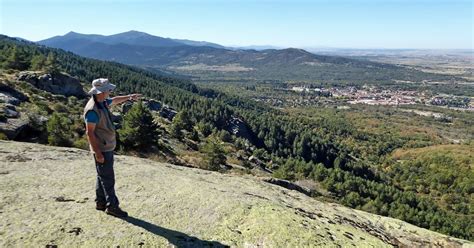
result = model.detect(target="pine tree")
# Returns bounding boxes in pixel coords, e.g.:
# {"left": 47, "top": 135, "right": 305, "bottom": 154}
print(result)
{"left": 201, "top": 140, "right": 226, "bottom": 171}
{"left": 44, "top": 52, "right": 59, "bottom": 74}
{"left": 173, "top": 110, "right": 193, "bottom": 131}
{"left": 30, "top": 53, "right": 46, "bottom": 70}
{"left": 5, "top": 45, "right": 30, "bottom": 70}
{"left": 118, "top": 101, "right": 160, "bottom": 150}
{"left": 169, "top": 122, "right": 183, "bottom": 140}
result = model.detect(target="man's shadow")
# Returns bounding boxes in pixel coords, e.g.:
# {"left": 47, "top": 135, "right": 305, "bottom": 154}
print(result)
{"left": 123, "top": 216, "right": 230, "bottom": 248}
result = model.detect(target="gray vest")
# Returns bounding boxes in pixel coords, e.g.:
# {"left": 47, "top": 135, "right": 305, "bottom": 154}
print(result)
{"left": 83, "top": 98, "right": 116, "bottom": 152}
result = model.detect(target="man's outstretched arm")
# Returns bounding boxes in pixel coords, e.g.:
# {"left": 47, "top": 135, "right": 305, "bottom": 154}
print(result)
{"left": 111, "top": 94, "right": 142, "bottom": 106}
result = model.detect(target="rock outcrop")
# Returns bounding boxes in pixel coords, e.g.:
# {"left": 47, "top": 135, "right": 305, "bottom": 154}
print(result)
{"left": 122, "top": 99, "right": 163, "bottom": 114}
{"left": 0, "top": 82, "right": 28, "bottom": 105}
{"left": 263, "top": 177, "right": 314, "bottom": 197}
{"left": 0, "top": 117, "right": 29, "bottom": 139}
{"left": 159, "top": 105, "right": 177, "bottom": 121}
{"left": 144, "top": 99, "right": 161, "bottom": 111}
{"left": 225, "top": 116, "right": 254, "bottom": 141}
{"left": 2, "top": 103, "right": 20, "bottom": 118}
{"left": 0, "top": 140, "right": 471, "bottom": 247}
{"left": 0, "top": 92, "right": 21, "bottom": 106}
{"left": 121, "top": 99, "right": 177, "bottom": 121}
{"left": 17, "top": 71, "right": 86, "bottom": 97}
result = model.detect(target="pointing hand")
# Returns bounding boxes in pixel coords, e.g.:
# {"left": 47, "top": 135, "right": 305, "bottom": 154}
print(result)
{"left": 129, "top": 94, "right": 142, "bottom": 101}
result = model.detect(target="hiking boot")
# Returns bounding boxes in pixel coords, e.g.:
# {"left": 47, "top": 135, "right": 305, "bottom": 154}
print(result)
{"left": 96, "top": 203, "right": 106, "bottom": 211}
{"left": 105, "top": 206, "right": 128, "bottom": 218}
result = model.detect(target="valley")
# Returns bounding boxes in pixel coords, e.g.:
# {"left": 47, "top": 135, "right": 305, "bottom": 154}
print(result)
{"left": 0, "top": 33, "right": 473, "bottom": 244}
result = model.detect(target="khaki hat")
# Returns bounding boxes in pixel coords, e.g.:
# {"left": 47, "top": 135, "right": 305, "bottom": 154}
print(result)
{"left": 88, "top": 78, "right": 116, "bottom": 95}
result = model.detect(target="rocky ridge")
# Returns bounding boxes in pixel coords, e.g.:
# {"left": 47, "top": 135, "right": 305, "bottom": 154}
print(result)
{"left": 0, "top": 141, "right": 472, "bottom": 247}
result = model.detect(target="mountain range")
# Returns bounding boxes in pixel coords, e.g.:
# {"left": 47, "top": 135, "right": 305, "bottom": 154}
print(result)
{"left": 40, "top": 30, "right": 225, "bottom": 49}
{"left": 37, "top": 31, "right": 458, "bottom": 83}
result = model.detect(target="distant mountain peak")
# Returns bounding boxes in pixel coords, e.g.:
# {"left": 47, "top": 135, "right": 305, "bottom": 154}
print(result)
{"left": 60, "top": 31, "right": 104, "bottom": 40}
{"left": 64, "top": 31, "right": 82, "bottom": 37}
{"left": 123, "top": 30, "right": 147, "bottom": 34}
{"left": 282, "top": 47, "right": 312, "bottom": 53}
{"left": 115, "top": 30, "right": 151, "bottom": 37}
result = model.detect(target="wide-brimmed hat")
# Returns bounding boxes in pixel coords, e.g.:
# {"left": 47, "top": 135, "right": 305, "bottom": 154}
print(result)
{"left": 88, "top": 78, "right": 116, "bottom": 95}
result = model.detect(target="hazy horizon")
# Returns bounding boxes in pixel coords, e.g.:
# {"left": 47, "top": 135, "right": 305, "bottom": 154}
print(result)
{"left": 3, "top": 30, "right": 472, "bottom": 52}
{"left": 1, "top": 0, "right": 472, "bottom": 50}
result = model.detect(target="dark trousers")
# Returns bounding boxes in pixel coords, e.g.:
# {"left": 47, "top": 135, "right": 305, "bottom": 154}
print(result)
{"left": 94, "top": 151, "right": 119, "bottom": 208}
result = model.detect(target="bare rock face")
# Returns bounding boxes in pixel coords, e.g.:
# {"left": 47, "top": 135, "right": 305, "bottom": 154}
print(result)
{"left": 0, "top": 140, "right": 472, "bottom": 248}
{"left": 225, "top": 116, "right": 259, "bottom": 146}
{"left": 226, "top": 117, "right": 250, "bottom": 137}
{"left": 17, "top": 71, "right": 86, "bottom": 97}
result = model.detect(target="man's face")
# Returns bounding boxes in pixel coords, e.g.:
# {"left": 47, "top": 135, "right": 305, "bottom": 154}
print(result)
{"left": 98, "top": 91, "right": 110, "bottom": 99}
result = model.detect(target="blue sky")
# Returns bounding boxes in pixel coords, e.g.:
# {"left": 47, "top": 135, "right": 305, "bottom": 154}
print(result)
{"left": 1, "top": 0, "right": 472, "bottom": 49}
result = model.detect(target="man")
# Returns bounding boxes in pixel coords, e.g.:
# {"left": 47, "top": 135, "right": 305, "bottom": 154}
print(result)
{"left": 83, "top": 78, "right": 141, "bottom": 218}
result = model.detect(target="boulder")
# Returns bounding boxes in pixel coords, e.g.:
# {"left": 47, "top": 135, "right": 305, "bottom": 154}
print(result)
{"left": 16, "top": 71, "right": 37, "bottom": 84}
{"left": 0, "top": 117, "right": 29, "bottom": 139}
{"left": 121, "top": 101, "right": 133, "bottom": 114}
{"left": 160, "top": 105, "right": 177, "bottom": 121}
{"left": 4, "top": 108, "right": 20, "bottom": 118}
{"left": 248, "top": 155, "right": 264, "bottom": 166}
{"left": 1, "top": 103, "right": 20, "bottom": 119}
{"left": 143, "top": 99, "right": 161, "bottom": 111}
{"left": 0, "top": 92, "right": 20, "bottom": 105}
{"left": 17, "top": 71, "right": 86, "bottom": 97}
{"left": 111, "top": 111, "right": 122, "bottom": 123}
{"left": 4, "top": 103, "right": 17, "bottom": 111}
{"left": 0, "top": 82, "right": 28, "bottom": 105}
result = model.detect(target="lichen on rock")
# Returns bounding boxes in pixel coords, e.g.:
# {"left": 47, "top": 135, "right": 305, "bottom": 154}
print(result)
{"left": 0, "top": 140, "right": 471, "bottom": 247}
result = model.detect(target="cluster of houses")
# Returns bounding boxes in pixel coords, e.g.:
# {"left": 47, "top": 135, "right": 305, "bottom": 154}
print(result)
{"left": 288, "top": 85, "right": 473, "bottom": 110}
{"left": 290, "top": 86, "right": 332, "bottom": 96}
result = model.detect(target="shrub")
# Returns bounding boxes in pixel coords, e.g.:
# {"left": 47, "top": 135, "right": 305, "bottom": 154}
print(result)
{"left": 0, "top": 132, "right": 8, "bottom": 140}
{"left": 52, "top": 103, "right": 68, "bottom": 113}
{"left": 73, "top": 136, "right": 90, "bottom": 150}
{"left": 46, "top": 113, "right": 72, "bottom": 146}
{"left": 218, "top": 130, "right": 233, "bottom": 142}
